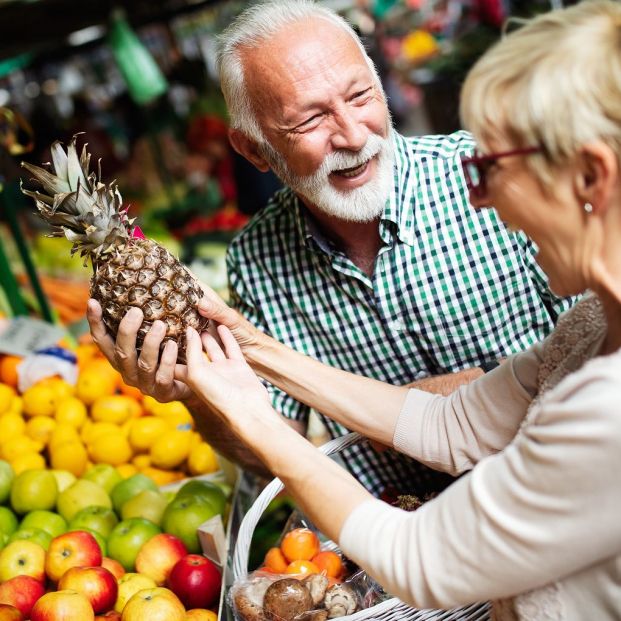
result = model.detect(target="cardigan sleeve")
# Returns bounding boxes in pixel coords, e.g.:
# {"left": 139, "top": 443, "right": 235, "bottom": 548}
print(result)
{"left": 339, "top": 353, "right": 621, "bottom": 609}
{"left": 392, "top": 342, "right": 543, "bottom": 475}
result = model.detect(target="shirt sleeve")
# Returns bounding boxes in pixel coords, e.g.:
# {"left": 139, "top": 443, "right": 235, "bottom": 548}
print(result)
{"left": 340, "top": 357, "right": 621, "bottom": 609}
{"left": 226, "top": 246, "right": 311, "bottom": 425}
{"left": 392, "top": 343, "right": 542, "bottom": 475}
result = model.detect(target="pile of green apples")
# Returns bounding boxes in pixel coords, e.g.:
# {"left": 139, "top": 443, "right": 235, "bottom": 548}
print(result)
{"left": 0, "top": 459, "right": 227, "bottom": 620}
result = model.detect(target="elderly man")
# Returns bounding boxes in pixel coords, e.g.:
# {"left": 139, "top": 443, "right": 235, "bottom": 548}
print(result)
{"left": 88, "top": 0, "right": 572, "bottom": 497}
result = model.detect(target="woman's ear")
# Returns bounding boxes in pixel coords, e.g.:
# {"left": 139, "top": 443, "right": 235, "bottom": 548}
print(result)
{"left": 574, "top": 141, "right": 618, "bottom": 214}
{"left": 228, "top": 128, "right": 270, "bottom": 172}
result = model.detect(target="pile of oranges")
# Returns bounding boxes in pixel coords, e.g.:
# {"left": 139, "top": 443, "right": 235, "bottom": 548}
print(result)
{"left": 0, "top": 345, "right": 220, "bottom": 485}
{"left": 260, "top": 528, "right": 345, "bottom": 582}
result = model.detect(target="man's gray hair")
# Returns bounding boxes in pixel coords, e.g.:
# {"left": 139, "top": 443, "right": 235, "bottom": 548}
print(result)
{"left": 217, "top": 0, "right": 381, "bottom": 143}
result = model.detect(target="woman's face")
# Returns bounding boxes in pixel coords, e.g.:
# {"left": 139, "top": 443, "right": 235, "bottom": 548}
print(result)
{"left": 468, "top": 137, "right": 589, "bottom": 297}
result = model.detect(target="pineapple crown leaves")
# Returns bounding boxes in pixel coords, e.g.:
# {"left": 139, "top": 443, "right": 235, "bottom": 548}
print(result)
{"left": 20, "top": 135, "right": 135, "bottom": 261}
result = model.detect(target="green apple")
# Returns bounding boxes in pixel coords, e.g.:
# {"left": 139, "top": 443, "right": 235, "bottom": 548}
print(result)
{"left": 57, "top": 479, "right": 111, "bottom": 522}
{"left": 121, "top": 490, "right": 168, "bottom": 526}
{"left": 0, "top": 532, "right": 7, "bottom": 548}
{"left": 50, "top": 469, "right": 77, "bottom": 493}
{"left": 175, "top": 480, "right": 226, "bottom": 515}
{"left": 10, "top": 469, "right": 57, "bottom": 515}
{"left": 0, "top": 507, "right": 18, "bottom": 537}
{"left": 8, "top": 527, "right": 52, "bottom": 550}
{"left": 110, "top": 474, "right": 157, "bottom": 514}
{"left": 162, "top": 495, "right": 219, "bottom": 553}
{"left": 107, "top": 517, "right": 161, "bottom": 571}
{"left": 68, "top": 505, "right": 118, "bottom": 539}
{"left": 0, "top": 460, "right": 14, "bottom": 505}
{"left": 68, "top": 527, "right": 108, "bottom": 556}
{"left": 20, "top": 510, "right": 67, "bottom": 538}
{"left": 81, "top": 464, "right": 123, "bottom": 494}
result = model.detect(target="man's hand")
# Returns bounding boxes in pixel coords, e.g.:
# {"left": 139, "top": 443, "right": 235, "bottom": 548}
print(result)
{"left": 86, "top": 299, "right": 192, "bottom": 403}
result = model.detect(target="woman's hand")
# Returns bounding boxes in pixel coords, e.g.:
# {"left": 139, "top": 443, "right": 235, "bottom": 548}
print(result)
{"left": 181, "top": 324, "right": 273, "bottom": 429}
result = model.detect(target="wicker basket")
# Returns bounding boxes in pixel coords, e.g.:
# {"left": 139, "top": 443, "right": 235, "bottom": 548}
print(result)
{"left": 232, "top": 432, "right": 491, "bottom": 620}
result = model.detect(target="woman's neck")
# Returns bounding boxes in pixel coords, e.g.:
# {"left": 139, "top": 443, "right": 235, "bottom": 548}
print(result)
{"left": 593, "top": 283, "right": 621, "bottom": 355}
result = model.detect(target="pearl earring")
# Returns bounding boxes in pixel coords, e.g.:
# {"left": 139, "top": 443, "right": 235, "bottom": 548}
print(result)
{"left": 584, "top": 202, "right": 593, "bottom": 213}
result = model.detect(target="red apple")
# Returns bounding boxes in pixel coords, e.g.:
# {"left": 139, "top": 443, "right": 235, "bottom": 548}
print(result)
{"left": 135, "top": 533, "right": 187, "bottom": 586}
{"left": 45, "top": 530, "right": 102, "bottom": 582}
{"left": 95, "top": 612, "right": 122, "bottom": 621}
{"left": 0, "top": 603, "right": 24, "bottom": 621}
{"left": 167, "top": 554, "right": 221, "bottom": 609}
{"left": 58, "top": 566, "right": 118, "bottom": 614}
{"left": 30, "top": 590, "right": 94, "bottom": 621}
{"left": 101, "top": 557, "right": 125, "bottom": 581}
{"left": 120, "top": 587, "right": 185, "bottom": 621}
{"left": 0, "top": 574, "right": 46, "bottom": 617}
{"left": 0, "top": 540, "right": 46, "bottom": 583}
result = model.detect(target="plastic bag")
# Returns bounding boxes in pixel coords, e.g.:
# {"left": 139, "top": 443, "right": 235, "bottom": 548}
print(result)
{"left": 17, "top": 346, "right": 77, "bottom": 393}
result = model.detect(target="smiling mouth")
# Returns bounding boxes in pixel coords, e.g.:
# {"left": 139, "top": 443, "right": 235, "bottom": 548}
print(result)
{"left": 331, "top": 159, "right": 370, "bottom": 178}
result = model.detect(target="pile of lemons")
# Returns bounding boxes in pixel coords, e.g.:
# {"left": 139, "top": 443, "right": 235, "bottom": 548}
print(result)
{"left": 0, "top": 347, "right": 219, "bottom": 484}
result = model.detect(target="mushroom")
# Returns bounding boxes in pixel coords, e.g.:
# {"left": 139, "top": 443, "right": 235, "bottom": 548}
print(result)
{"left": 323, "top": 584, "right": 358, "bottom": 618}
{"left": 293, "top": 611, "right": 329, "bottom": 621}
{"left": 233, "top": 576, "right": 272, "bottom": 621}
{"left": 302, "top": 573, "right": 329, "bottom": 605}
{"left": 263, "top": 578, "right": 314, "bottom": 621}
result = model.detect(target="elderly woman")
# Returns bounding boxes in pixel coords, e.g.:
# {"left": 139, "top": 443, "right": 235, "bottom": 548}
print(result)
{"left": 92, "top": 1, "right": 621, "bottom": 618}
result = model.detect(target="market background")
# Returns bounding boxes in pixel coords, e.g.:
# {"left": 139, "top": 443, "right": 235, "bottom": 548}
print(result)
{"left": 0, "top": 0, "right": 575, "bottom": 619}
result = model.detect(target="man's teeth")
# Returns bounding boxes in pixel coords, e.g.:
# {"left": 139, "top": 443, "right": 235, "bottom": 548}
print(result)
{"left": 334, "top": 160, "right": 368, "bottom": 178}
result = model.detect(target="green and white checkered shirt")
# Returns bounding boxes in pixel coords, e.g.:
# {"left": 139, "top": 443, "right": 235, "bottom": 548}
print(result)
{"left": 227, "top": 131, "right": 574, "bottom": 497}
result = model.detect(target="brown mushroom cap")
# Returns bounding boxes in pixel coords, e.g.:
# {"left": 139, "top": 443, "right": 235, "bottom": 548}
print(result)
{"left": 233, "top": 576, "right": 272, "bottom": 621}
{"left": 263, "top": 578, "right": 314, "bottom": 621}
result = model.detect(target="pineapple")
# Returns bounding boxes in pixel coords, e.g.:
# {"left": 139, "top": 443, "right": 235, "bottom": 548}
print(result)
{"left": 21, "top": 136, "right": 208, "bottom": 363}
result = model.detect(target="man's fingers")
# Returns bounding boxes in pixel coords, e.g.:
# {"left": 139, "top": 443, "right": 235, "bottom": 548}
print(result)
{"left": 154, "top": 340, "right": 177, "bottom": 390}
{"left": 115, "top": 307, "right": 142, "bottom": 372}
{"left": 218, "top": 325, "right": 245, "bottom": 361}
{"left": 86, "top": 300, "right": 117, "bottom": 365}
{"left": 139, "top": 321, "right": 166, "bottom": 374}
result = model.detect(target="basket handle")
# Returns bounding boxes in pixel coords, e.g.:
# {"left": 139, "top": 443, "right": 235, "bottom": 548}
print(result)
{"left": 232, "top": 431, "right": 363, "bottom": 581}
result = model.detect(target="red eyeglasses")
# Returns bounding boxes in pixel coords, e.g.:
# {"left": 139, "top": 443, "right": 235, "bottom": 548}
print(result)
{"left": 461, "top": 146, "right": 541, "bottom": 199}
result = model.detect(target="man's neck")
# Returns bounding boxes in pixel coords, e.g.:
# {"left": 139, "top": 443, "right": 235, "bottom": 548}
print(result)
{"left": 303, "top": 201, "right": 382, "bottom": 277}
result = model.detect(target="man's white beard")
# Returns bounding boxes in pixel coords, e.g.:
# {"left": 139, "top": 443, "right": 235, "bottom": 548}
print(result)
{"left": 260, "top": 132, "right": 394, "bottom": 223}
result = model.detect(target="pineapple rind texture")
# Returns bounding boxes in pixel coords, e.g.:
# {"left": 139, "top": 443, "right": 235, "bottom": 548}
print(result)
{"left": 21, "top": 136, "right": 208, "bottom": 363}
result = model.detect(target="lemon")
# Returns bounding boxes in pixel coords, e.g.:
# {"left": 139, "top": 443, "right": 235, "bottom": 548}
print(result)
{"left": 132, "top": 454, "right": 151, "bottom": 470}
{"left": 0, "top": 412, "right": 26, "bottom": 441}
{"left": 149, "top": 429, "right": 192, "bottom": 469}
{"left": 0, "top": 383, "right": 16, "bottom": 414}
{"left": 49, "top": 440, "right": 88, "bottom": 477}
{"left": 75, "top": 369, "right": 117, "bottom": 405}
{"left": 91, "top": 395, "right": 136, "bottom": 425}
{"left": 39, "top": 377, "right": 75, "bottom": 400}
{"left": 22, "top": 384, "right": 58, "bottom": 417}
{"left": 83, "top": 422, "right": 122, "bottom": 446}
{"left": 116, "top": 463, "right": 138, "bottom": 478}
{"left": 25, "top": 415, "right": 57, "bottom": 444}
{"left": 11, "top": 452, "right": 46, "bottom": 475}
{"left": 187, "top": 442, "right": 219, "bottom": 476}
{"left": 89, "top": 433, "right": 133, "bottom": 466}
{"left": 8, "top": 396, "right": 22, "bottom": 415}
{"left": 2, "top": 435, "right": 43, "bottom": 462}
{"left": 49, "top": 423, "right": 81, "bottom": 451}
{"left": 55, "top": 397, "right": 87, "bottom": 428}
{"left": 153, "top": 401, "right": 190, "bottom": 419}
{"left": 128, "top": 416, "right": 168, "bottom": 453}
{"left": 142, "top": 395, "right": 160, "bottom": 415}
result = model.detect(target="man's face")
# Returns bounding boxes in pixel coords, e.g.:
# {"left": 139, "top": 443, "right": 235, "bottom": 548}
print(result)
{"left": 242, "top": 19, "right": 393, "bottom": 222}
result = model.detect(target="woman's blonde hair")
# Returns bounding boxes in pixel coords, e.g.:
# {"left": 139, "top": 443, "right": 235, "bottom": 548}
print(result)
{"left": 460, "top": 0, "right": 621, "bottom": 184}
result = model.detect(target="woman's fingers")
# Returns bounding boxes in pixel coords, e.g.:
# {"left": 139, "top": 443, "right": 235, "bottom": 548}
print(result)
{"left": 202, "top": 332, "right": 227, "bottom": 362}
{"left": 218, "top": 325, "right": 245, "bottom": 361}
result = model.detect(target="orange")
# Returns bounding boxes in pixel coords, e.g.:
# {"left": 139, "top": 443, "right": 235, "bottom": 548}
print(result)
{"left": 280, "top": 528, "right": 320, "bottom": 563}
{"left": 0, "top": 355, "right": 22, "bottom": 388}
{"left": 139, "top": 466, "right": 183, "bottom": 486}
{"left": 119, "top": 379, "right": 144, "bottom": 401}
{"left": 312, "top": 551, "right": 344, "bottom": 578}
{"left": 264, "top": 547, "right": 288, "bottom": 573}
{"left": 285, "top": 560, "right": 319, "bottom": 576}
